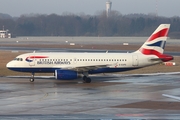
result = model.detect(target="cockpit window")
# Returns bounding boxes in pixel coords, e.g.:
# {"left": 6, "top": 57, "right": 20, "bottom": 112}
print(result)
{"left": 14, "top": 58, "right": 23, "bottom": 61}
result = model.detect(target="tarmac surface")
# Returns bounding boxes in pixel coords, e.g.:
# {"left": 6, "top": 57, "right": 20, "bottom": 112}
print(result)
{"left": 1, "top": 73, "right": 180, "bottom": 119}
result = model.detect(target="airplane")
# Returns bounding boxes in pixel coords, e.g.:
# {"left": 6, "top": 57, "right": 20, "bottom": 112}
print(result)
{"left": 6, "top": 24, "right": 173, "bottom": 83}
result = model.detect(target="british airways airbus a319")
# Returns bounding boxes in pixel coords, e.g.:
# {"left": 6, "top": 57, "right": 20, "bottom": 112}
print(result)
{"left": 6, "top": 24, "right": 173, "bottom": 83}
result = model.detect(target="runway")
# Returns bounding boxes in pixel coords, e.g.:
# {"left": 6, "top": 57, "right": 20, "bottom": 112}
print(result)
{"left": 1, "top": 46, "right": 180, "bottom": 56}
{"left": 1, "top": 36, "right": 180, "bottom": 56}
{"left": 0, "top": 36, "right": 180, "bottom": 45}
{"left": 1, "top": 73, "right": 180, "bottom": 119}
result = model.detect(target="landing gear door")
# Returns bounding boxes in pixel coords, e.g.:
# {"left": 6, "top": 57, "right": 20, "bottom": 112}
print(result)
{"left": 132, "top": 55, "right": 138, "bottom": 66}
{"left": 29, "top": 56, "right": 35, "bottom": 66}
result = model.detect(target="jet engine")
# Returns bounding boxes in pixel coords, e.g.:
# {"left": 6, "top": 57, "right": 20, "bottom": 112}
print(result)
{"left": 55, "top": 69, "right": 78, "bottom": 80}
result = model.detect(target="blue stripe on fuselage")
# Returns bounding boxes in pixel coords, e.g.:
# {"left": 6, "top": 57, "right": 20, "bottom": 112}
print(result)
{"left": 7, "top": 67, "right": 57, "bottom": 73}
{"left": 7, "top": 67, "right": 139, "bottom": 74}
{"left": 89, "top": 68, "right": 138, "bottom": 74}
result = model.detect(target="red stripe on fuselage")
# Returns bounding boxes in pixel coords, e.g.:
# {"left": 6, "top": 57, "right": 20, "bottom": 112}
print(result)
{"left": 148, "top": 28, "right": 169, "bottom": 42}
{"left": 29, "top": 56, "right": 48, "bottom": 59}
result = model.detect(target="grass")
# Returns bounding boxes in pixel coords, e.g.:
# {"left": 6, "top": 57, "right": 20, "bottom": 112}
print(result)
{"left": 0, "top": 51, "right": 23, "bottom": 76}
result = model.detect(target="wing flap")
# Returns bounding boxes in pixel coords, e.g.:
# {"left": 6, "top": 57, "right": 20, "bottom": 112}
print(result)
{"left": 61, "top": 63, "right": 118, "bottom": 72}
{"left": 68, "top": 65, "right": 108, "bottom": 72}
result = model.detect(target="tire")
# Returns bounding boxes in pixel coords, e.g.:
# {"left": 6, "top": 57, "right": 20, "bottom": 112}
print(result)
{"left": 30, "top": 78, "right": 34, "bottom": 82}
{"left": 82, "top": 76, "right": 91, "bottom": 83}
{"left": 86, "top": 77, "right": 91, "bottom": 83}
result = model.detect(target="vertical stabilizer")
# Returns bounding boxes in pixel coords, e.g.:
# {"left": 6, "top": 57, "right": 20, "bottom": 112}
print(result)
{"left": 136, "top": 24, "right": 170, "bottom": 54}
{"left": 135, "top": 24, "right": 173, "bottom": 62}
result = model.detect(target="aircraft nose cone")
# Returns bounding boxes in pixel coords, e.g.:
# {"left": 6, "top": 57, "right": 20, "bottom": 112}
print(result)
{"left": 6, "top": 61, "right": 13, "bottom": 68}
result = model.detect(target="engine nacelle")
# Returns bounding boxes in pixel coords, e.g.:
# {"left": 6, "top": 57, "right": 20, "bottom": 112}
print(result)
{"left": 55, "top": 69, "right": 78, "bottom": 80}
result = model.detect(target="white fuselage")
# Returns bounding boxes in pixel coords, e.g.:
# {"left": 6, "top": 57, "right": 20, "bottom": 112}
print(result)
{"left": 6, "top": 52, "right": 159, "bottom": 74}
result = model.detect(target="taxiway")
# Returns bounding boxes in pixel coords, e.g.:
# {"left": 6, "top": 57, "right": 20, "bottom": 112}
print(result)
{"left": 0, "top": 73, "right": 180, "bottom": 119}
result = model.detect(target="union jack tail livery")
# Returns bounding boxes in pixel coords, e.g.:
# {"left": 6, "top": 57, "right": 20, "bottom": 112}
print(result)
{"left": 135, "top": 24, "right": 173, "bottom": 62}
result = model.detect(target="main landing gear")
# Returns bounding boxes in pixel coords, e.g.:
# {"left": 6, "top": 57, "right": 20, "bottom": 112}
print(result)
{"left": 30, "top": 73, "right": 35, "bottom": 82}
{"left": 82, "top": 72, "right": 91, "bottom": 83}
{"left": 83, "top": 76, "right": 91, "bottom": 83}
{"left": 29, "top": 72, "right": 92, "bottom": 83}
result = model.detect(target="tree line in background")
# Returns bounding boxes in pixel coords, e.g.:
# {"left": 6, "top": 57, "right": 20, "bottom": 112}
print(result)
{"left": 0, "top": 11, "right": 180, "bottom": 38}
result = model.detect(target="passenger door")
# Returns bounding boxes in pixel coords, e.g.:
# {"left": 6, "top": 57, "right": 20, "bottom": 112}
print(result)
{"left": 29, "top": 56, "right": 35, "bottom": 66}
{"left": 132, "top": 55, "right": 138, "bottom": 66}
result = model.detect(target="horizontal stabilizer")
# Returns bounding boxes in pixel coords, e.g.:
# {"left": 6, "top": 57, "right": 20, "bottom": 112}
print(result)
{"left": 150, "top": 58, "right": 163, "bottom": 61}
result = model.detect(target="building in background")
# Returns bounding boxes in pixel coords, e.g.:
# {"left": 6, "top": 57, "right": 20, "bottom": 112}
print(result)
{"left": 106, "top": 1, "right": 112, "bottom": 17}
{"left": 0, "top": 26, "right": 11, "bottom": 38}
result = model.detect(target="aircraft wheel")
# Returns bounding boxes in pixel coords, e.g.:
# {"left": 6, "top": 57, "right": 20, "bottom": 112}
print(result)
{"left": 83, "top": 76, "right": 91, "bottom": 83}
{"left": 30, "top": 72, "right": 35, "bottom": 82}
{"left": 86, "top": 77, "right": 91, "bottom": 83}
{"left": 83, "top": 76, "right": 87, "bottom": 83}
{"left": 30, "top": 78, "right": 34, "bottom": 82}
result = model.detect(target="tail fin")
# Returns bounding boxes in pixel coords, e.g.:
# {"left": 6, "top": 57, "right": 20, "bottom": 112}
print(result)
{"left": 136, "top": 24, "right": 170, "bottom": 54}
{"left": 135, "top": 24, "right": 173, "bottom": 62}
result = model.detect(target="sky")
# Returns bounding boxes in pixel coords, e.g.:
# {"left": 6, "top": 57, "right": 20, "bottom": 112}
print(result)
{"left": 0, "top": 0, "right": 180, "bottom": 17}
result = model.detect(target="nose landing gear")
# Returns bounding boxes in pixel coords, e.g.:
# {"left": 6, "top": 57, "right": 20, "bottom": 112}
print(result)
{"left": 30, "top": 73, "right": 35, "bottom": 82}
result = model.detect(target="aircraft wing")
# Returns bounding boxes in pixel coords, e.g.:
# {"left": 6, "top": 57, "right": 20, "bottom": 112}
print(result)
{"left": 162, "top": 94, "right": 180, "bottom": 101}
{"left": 61, "top": 63, "right": 118, "bottom": 72}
